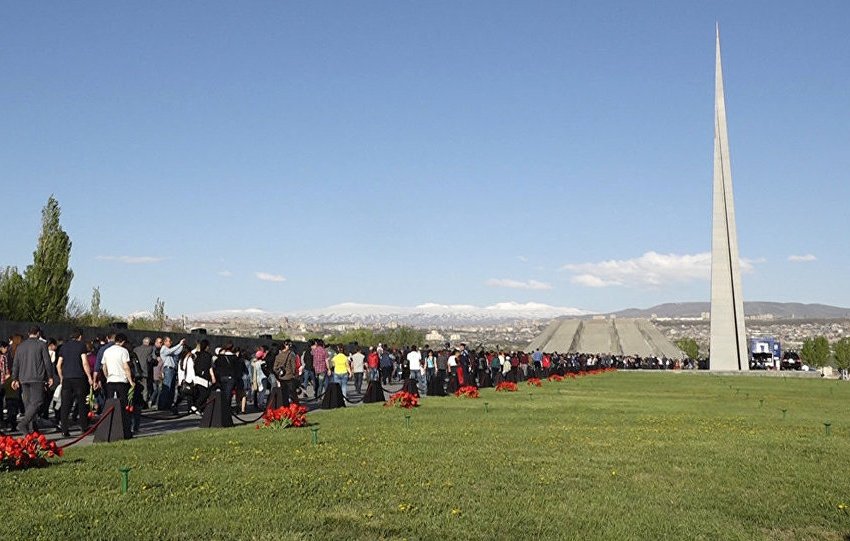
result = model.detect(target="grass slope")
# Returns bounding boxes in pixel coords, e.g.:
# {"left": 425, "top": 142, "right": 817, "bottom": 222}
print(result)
{"left": 4, "top": 373, "right": 850, "bottom": 540}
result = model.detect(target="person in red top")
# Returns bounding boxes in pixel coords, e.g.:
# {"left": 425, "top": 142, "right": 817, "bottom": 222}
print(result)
{"left": 366, "top": 346, "right": 380, "bottom": 382}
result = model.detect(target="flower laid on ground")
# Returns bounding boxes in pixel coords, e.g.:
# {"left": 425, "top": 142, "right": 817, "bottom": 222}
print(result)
{"left": 0, "top": 431, "right": 63, "bottom": 471}
{"left": 385, "top": 391, "right": 419, "bottom": 409}
{"left": 495, "top": 381, "right": 518, "bottom": 392}
{"left": 454, "top": 386, "right": 480, "bottom": 399}
{"left": 527, "top": 378, "right": 542, "bottom": 387}
{"left": 547, "top": 374, "right": 564, "bottom": 382}
{"left": 258, "top": 404, "right": 308, "bottom": 429}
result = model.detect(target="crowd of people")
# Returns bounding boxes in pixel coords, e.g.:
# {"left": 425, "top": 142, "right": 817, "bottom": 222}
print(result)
{"left": 0, "top": 326, "right": 694, "bottom": 439}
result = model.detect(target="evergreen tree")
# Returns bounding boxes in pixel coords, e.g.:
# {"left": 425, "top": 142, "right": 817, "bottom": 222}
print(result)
{"left": 23, "top": 195, "right": 74, "bottom": 322}
{"left": 0, "top": 266, "right": 28, "bottom": 320}
{"left": 90, "top": 286, "right": 102, "bottom": 322}
{"left": 153, "top": 297, "right": 166, "bottom": 331}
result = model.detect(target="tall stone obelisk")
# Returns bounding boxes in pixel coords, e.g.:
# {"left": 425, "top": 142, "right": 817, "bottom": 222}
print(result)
{"left": 710, "top": 25, "right": 748, "bottom": 371}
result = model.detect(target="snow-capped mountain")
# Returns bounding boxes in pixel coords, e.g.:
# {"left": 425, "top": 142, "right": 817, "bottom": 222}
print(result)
{"left": 189, "top": 302, "right": 589, "bottom": 327}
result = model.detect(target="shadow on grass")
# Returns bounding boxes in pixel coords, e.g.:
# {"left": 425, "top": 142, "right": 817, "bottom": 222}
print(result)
{"left": 53, "top": 458, "right": 84, "bottom": 468}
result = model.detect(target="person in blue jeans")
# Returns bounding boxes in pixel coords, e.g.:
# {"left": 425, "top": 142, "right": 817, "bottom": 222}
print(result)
{"left": 330, "top": 348, "right": 352, "bottom": 401}
{"left": 157, "top": 337, "right": 185, "bottom": 410}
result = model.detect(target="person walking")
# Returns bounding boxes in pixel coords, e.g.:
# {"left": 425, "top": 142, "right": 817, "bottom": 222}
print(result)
{"left": 350, "top": 348, "right": 365, "bottom": 394}
{"left": 133, "top": 337, "right": 155, "bottom": 407}
{"left": 300, "top": 342, "right": 316, "bottom": 399}
{"left": 379, "top": 349, "right": 393, "bottom": 385}
{"left": 101, "top": 334, "right": 135, "bottom": 439}
{"left": 273, "top": 340, "right": 299, "bottom": 404}
{"left": 366, "top": 346, "right": 380, "bottom": 382}
{"left": 10, "top": 326, "right": 54, "bottom": 434}
{"left": 214, "top": 342, "right": 239, "bottom": 412}
{"left": 311, "top": 340, "right": 329, "bottom": 397}
{"left": 158, "top": 336, "right": 185, "bottom": 410}
{"left": 150, "top": 351, "right": 163, "bottom": 408}
{"left": 407, "top": 346, "right": 425, "bottom": 394}
{"left": 191, "top": 340, "right": 215, "bottom": 414}
{"left": 250, "top": 349, "right": 268, "bottom": 410}
{"left": 56, "top": 329, "right": 93, "bottom": 436}
{"left": 330, "top": 347, "right": 352, "bottom": 401}
{"left": 424, "top": 350, "right": 436, "bottom": 384}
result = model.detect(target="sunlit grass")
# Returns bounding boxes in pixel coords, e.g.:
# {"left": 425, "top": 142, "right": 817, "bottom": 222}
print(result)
{"left": 4, "top": 372, "right": 850, "bottom": 540}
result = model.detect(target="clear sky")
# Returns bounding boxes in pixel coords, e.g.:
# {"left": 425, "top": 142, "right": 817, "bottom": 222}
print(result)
{"left": 2, "top": 1, "right": 848, "bottom": 316}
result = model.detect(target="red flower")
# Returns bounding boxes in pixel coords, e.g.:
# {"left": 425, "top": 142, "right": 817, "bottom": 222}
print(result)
{"left": 0, "top": 431, "right": 63, "bottom": 471}
{"left": 495, "top": 381, "right": 518, "bottom": 392}
{"left": 257, "top": 404, "right": 308, "bottom": 429}
{"left": 386, "top": 391, "right": 419, "bottom": 409}
{"left": 454, "top": 386, "right": 479, "bottom": 399}
{"left": 526, "top": 378, "right": 542, "bottom": 387}
{"left": 547, "top": 374, "right": 564, "bottom": 382}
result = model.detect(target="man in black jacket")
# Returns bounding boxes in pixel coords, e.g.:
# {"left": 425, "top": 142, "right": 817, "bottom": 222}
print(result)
{"left": 11, "top": 326, "right": 54, "bottom": 433}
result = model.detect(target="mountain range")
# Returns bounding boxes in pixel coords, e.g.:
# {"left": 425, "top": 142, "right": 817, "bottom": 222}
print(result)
{"left": 170, "top": 301, "right": 850, "bottom": 327}
{"left": 187, "top": 302, "right": 588, "bottom": 326}
{"left": 611, "top": 302, "right": 850, "bottom": 320}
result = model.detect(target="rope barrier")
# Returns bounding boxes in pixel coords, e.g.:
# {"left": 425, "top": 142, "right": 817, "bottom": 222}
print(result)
{"left": 57, "top": 405, "right": 115, "bottom": 449}
{"left": 231, "top": 411, "right": 265, "bottom": 424}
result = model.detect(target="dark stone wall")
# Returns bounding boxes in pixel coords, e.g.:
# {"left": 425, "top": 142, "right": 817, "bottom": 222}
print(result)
{"left": 0, "top": 319, "right": 304, "bottom": 353}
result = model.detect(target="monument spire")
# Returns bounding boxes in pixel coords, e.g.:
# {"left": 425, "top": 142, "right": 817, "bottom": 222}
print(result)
{"left": 710, "top": 26, "right": 748, "bottom": 371}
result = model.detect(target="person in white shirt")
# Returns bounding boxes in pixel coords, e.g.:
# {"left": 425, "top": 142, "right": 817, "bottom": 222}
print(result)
{"left": 100, "top": 333, "right": 135, "bottom": 438}
{"left": 407, "top": 346, "right": 424, "bottom": 393}
{"left": 349, "top": 349, "right": 366, "bottom": 395}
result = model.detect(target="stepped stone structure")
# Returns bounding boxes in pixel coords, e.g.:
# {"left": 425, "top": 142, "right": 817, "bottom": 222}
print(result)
{"left": 709, "top": 26, "right": 749, "bottom": 371}
{"left": 526, "top": 318, "right": 683, "bottom": 359}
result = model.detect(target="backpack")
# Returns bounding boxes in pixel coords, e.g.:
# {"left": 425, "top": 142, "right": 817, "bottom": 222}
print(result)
{"left": 130, "top": 353, "right": 145, "bottom": 380}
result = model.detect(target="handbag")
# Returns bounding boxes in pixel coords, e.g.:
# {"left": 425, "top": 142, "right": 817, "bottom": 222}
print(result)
{"left": 179, "top": 380, "right": 195, "bottom": 397}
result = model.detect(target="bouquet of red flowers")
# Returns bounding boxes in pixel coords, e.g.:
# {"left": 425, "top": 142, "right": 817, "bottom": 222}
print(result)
{"left": 126, "top": 385, "right": 136, "bottom": 413}
{"left": 86, "top": 388, "right": 97, "bottom": 420}
{"left": 385, "top": 391, "right": 419, "bottom": 409}
{"left": 259, "top": 404, "right": 308, "bottom": 429}
{"left": 526, "top": 378, "right": 542, "bottom": 387}
{"left": 0, "top": 431, "right": 63, "bottom": 471}
{"left": 454, "top": 386, "right": 479, "bottom": 399}
{"left": 547, "top": 374, "right": 564, "bottom": 382}
{"left": 495, "top": 381, "right": 518, "bottom": 392}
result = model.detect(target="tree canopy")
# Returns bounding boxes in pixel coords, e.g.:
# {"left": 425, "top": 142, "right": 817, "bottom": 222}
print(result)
{"left": 0, "top": 196, "right": 74, "bottom": 322}
{"left": 800, "top": 336, "right": 831, "bottom": 369}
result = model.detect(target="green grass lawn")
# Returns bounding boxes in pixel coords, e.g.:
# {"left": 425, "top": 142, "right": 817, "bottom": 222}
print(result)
{"left": 4, "top": 372, "right": 850, "bottom": 540}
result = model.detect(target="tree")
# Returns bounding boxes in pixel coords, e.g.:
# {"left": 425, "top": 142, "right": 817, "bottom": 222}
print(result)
{"left": 800, "top": 336, "right": 831, "bottom": 371}
{"left": 23, "top": 195, "right": 74, "bottom": 322}
{"left": 378, "top": 326, "right": 425, "bottom": 348}
{"left": 90, "top": 286, "right": 102, "bottom": 320}
{"left": 0, "top": 266, "right": 27, "bottom": 320}
{"left": 674, "top": 337, "right": 700, "bottom": 359}
{"left": 833, "top": 337, "right": 850, "bottom": 377}
{"left": 153, "top": 298, "right": 166, "bottom": 331}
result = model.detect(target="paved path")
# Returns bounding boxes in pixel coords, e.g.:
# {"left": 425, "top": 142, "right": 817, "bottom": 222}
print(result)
{"left": 5, "top": 380, "right": 406, "bottom": 449}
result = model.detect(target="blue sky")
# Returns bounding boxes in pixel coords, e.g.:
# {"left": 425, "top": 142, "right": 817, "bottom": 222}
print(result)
{"left": 2, "top": 1, "right": 848, "bottom": 315}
